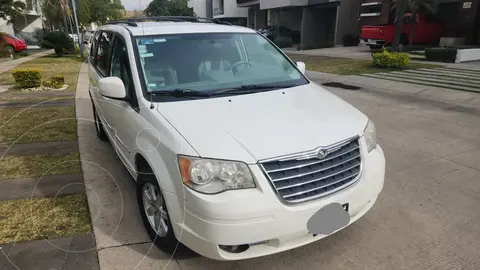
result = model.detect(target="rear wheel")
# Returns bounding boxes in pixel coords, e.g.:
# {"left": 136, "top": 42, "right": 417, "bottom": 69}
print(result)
{"left": 91, "top": 102, "right": 108, "bottom": 141}
{"left": 400, "top": 34, "right": 409, "bottom": 46}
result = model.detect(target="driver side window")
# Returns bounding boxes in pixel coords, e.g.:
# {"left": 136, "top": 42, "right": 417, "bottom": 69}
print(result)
{"left": 110, "top": 37, "right": 133, "bottom": 98}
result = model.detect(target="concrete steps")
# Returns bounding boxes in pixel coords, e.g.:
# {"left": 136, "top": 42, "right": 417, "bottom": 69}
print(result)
{"left": 361, "top": 68, "right": 480, "bottom": 93}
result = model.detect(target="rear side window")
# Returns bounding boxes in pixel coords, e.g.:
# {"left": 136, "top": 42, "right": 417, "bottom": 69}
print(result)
{"left": 89, "top": 31, "right": 101, "bottom": 63}
{"left": 95, "top": 31, "right": 114, "bottom": 76}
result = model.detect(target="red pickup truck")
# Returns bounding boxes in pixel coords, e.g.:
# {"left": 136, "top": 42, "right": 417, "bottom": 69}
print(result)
{"left": 360, "top": 13, "right": 441, "bottom": 49}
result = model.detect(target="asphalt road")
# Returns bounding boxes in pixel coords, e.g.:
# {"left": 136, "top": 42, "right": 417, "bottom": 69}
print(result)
{"left": 76, "top": 67, "right": 480, "bottom": 269}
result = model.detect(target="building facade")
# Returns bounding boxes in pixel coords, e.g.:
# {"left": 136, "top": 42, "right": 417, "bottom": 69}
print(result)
{"left": 0, "top": 0, "right": 43, "bottom": 44}
{"left": 188, "top": 0, "right": 248, "bottom": 25}
{"left": 238, "top": 0, "right": 362, "bottom": 49}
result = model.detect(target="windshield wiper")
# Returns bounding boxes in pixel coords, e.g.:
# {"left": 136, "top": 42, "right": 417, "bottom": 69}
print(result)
{"left": 210, "top": 84, "right": 284, "bottom": 96}
{"left": 148, "top": 89, "right": 211, "bottom": 98}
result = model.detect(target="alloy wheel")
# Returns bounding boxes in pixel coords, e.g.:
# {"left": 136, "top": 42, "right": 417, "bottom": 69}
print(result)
{"left": 142, "top": 182, "right": 169, "bottom": 237}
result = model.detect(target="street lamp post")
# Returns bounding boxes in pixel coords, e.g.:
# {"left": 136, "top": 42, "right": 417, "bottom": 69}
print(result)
{"left": 70, "top": 0, "right": 84, "bottom": 57}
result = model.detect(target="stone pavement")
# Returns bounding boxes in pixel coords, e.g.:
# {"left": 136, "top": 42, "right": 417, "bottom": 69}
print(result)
{"left": 75, "top": 61, "right": 480, "bottom": 269}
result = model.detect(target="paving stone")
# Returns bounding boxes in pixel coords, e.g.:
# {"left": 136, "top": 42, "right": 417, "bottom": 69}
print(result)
{"left": 0, "top": 173, "right": 85, "bottom": 201}
{"left": 97, "top": 243, "right": 180, "bottom": 270}
{"left": 0, "top": 141, "right": 78, "bottom": 157}
{"left": 0, "top": 233, "right": 98, "bottom": 270}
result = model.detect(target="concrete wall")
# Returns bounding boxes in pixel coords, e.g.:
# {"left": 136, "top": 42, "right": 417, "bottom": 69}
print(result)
{"left": 300, "top": 6, "right": 337, "bottom": 49}
{"left": 335, "top": 0, "right": 361, "bottom": 45}
{"left": 255, "top": 6, "right": 267, "bottom": 28}
{"left": 188, "top": 0, "right": 208, "bottom": 17}
{"left": 0, "top": 20, "right": 14, "bottom": 35}
{"left": 301, "top": 7, "right": 324, "bottom": 49}
{"left": 213, "top": 0, "right": 248, "bottom": 18}
{"left": 455, "top": 48, "right": 480, "bottom": 63}
{"left": 260, "top": 0, "right": 308, "bottom": 10}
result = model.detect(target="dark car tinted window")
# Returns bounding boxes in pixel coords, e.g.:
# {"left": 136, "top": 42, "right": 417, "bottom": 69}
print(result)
{"left": 95, "top": 31, "right": 114, "bottom": 76}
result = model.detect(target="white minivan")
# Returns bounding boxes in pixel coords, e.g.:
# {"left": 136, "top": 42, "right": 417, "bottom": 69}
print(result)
{"left": 88, "top": 17, "right": 385, "bottom": 261}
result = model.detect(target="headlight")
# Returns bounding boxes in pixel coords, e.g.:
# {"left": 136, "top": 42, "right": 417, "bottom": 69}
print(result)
{"left": 178, "top": 156, "right": 256, "bottom": 194}
{"left": 364, "top": 120, "right": 377, "bottom": 153}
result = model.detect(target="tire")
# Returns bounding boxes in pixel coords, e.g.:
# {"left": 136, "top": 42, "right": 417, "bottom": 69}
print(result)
{"left": 5, "top": 45, "right": 14, "bottom": 54}
{"left": 136, "top": 169, "right": 182, "bottom": 254}
{"left": 400, "top": 34, "right": 409, "bottom": 46}
{"left": 91, "top": 102, "right": 108, "bottom": 141}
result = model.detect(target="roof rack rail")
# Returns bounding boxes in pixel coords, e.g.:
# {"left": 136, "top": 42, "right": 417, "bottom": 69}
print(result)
{"left": 106, "top": 16, "right": 232, "bottom": 27}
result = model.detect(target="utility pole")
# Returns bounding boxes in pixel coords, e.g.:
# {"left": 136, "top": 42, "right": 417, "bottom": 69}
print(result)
{"left": 70, "top": 0, "right": 84, "bottom": 57}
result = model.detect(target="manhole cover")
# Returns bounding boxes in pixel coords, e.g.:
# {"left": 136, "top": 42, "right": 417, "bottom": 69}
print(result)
{"left": 322, "top": 82, "right": 361, "bottom": 90}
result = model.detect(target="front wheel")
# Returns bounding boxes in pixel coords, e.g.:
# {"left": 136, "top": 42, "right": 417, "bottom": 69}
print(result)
{"left": 5, "top": 45, "right": 13, "bottom": 55}
{"left": 137, "top": 172, "right": 181, "bottom": 254}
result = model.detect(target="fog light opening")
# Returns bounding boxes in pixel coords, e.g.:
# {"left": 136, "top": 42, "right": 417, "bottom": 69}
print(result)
{"left": 219, "top": 244, "right": 250, "bottom": 253}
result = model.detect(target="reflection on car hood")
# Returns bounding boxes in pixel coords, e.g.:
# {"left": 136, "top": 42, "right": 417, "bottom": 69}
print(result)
{"left": 157, "top": 83, "right": 368, "bottom": 163}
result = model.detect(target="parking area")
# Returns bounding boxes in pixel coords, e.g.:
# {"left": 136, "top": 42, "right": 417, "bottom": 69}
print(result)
{"left": 73, "top": 67, "right": 480, "bottom": 269}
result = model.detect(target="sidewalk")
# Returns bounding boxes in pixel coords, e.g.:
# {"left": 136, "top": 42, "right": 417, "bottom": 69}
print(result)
{"left": 75, "top": 62, "right": 178, "bottom": 269}
{"left": 0, "top": 50, "right": 54, "bottom": 74}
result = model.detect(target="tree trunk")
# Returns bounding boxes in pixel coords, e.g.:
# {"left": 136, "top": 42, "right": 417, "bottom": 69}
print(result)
{"left": 409, "top": 11, "right": 417, "bottom": 45}
{"left": 391, "top": 0, "right": 408, "bottom": 52}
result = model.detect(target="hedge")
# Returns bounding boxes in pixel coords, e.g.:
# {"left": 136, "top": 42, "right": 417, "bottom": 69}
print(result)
{"left": 372, "top": 50, "right": 410, "bottom": 68}
{"left": 425, "top": 48, "right": 458, "bottom": 63}
{"left": 11, "top": 68, "right": 42, "bottom": 88}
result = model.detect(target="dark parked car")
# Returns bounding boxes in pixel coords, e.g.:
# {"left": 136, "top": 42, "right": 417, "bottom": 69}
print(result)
{"left": 258, "top": 25, "right": 301, "bottom": 43}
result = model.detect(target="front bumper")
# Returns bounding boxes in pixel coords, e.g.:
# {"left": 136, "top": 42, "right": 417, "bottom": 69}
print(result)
{"left": 165, "top": 145, "right": 385, "bottom": 260}
{"left": 360, "top": 39, "right": 386, "bottom": 46}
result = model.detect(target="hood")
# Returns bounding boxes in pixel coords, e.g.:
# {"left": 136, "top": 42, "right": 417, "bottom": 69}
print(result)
{"left": 157, "top": 83, "right": 368, "bottom": 163}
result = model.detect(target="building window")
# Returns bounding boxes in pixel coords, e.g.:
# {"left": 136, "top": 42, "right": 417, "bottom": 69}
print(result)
{"left": 360, "top": 2, "right": 381, "bottom": 17}
{"left": 214, "top": 0, "right": 224, "bottom": 15}
{"left": 26, "top": 0, "right": 34, "bottom": 11}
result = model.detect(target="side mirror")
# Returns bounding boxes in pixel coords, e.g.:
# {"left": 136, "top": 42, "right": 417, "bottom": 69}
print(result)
{"left": 296, "top": 61, "right": 306, "bottom": 75}
{"left": 98, "top": 77, "right": 127, "bottom": 100}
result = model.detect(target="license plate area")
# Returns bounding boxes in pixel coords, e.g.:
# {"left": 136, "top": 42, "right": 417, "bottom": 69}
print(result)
{"left": 343, "top": 203, "right": 349, "bottom": 212}
{"left": 307, "top": 203, "right": 351, "bottom": 235}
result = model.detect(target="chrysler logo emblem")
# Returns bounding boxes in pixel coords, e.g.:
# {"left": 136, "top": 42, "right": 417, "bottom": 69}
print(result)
{"left": 317, "top": 149, "right": 328, "bottom": 159}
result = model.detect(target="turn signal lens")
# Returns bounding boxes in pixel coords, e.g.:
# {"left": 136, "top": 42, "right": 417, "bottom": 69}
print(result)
{"left": 178, "top": 156, "right": 191, "bottom": 186}
{"left": 177, "top": 155, "right": 256, "bottom": 194}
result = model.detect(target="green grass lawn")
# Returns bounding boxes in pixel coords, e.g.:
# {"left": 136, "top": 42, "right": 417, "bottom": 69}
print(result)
{"left": 0, "top": 106, "right": 76, "bottom": 144}
{"left": 0, "top": 194, "right": 91, "bottom": 244}
{"left": 288, "top": 56, "right": 439, "bottom": 75}
{"left": 0, "top": 54, "right": 81, "bottom": 92}
{"left": 0, "top": 152, "right": 81, "bottom": 180}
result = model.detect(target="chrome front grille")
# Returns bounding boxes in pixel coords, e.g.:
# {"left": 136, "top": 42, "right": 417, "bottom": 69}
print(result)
{"left": 259, "top": 138, "right": 362, "bottom": 204}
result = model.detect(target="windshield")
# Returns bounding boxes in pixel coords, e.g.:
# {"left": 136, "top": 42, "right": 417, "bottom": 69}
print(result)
{"left": 134, "top": 32, "right": 307, "bottom": 98}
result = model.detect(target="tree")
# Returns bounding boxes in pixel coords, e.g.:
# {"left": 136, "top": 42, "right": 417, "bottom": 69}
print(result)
{"left": 42, "top": 0, "right": 66, "bottom": 30}
{"left": 391, "top": 0, "right": 439, "bottom": 50}
{"left": 144, "top": 0, "right": 194, "bottom": 17}
{"left": 405, "top": 0, "right": 439, "bottom": 45}
{"left": 78, "top": 0, "right": 124, "bottom": 25}
{"left": 0, "top": 0, "right": 26, "bottom": 23}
